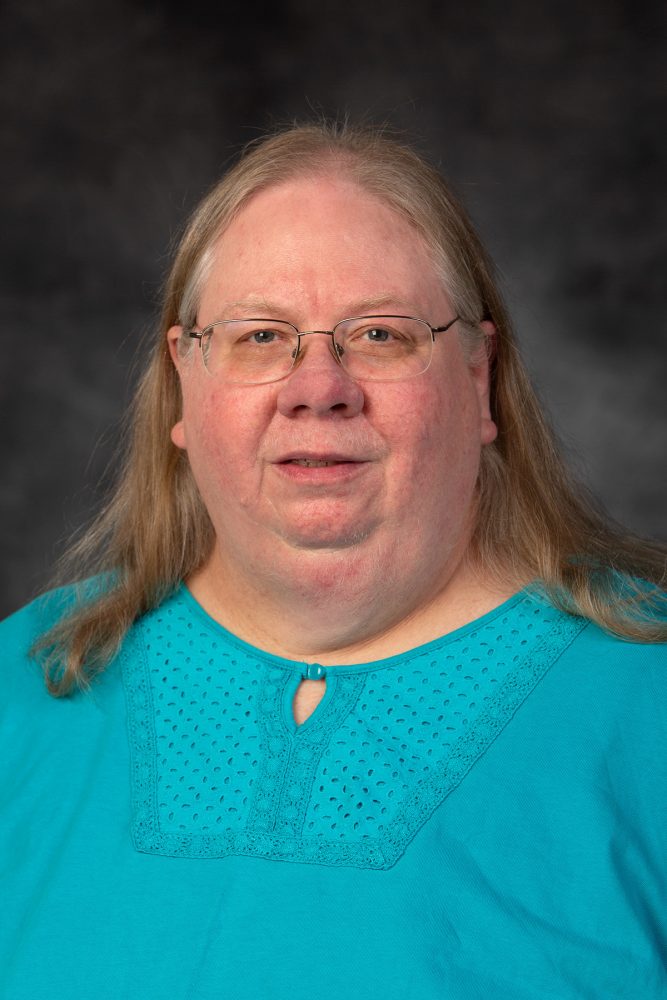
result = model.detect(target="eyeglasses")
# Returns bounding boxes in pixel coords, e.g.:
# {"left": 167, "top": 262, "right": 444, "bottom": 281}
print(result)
{"left": 186, "top": 314, "right": 460, "bottom": 384}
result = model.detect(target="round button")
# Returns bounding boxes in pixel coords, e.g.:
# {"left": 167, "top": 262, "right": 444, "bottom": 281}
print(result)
{"left": 303, "top": 663, "right": 326, "bottom": 680}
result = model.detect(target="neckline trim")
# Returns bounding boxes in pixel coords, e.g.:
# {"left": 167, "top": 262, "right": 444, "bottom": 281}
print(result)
{"left": 172, "top": 582, "right": 545, "bottom": 675}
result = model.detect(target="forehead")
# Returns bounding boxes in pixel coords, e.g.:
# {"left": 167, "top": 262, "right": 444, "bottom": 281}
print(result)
{"left": 197, "top": 175, "right": 450, "bottom": 322}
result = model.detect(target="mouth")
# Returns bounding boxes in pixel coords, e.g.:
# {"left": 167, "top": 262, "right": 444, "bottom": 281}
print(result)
{"left": 284, "top": 458, "right": 352, "bottom": 468}
{"left": 277, "top": 451, "right": 363, "bottom": 465}
{"left": 273, "top": 453, "right": 368, "bottom": 480}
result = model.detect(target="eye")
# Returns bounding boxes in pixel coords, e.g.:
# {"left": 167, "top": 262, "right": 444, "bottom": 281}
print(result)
{"left": 340, "top": 318, "right": 423, "bottom": 358}
{"left": 229, "top": 323, "right": 294, "bottom": 348}
{"left": 247, "top": 328, "right": 279, "bottom": 345}
{"left": 363, "top": 326, "right": 394, "bottom": 343}
{"left": 351, "top": 323, "right": 408, "bottom": 347}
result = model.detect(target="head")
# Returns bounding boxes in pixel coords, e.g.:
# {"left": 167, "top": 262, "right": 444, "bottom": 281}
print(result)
{"left": 40, "top": 121, "right": 667, "bottom": 696}
{"left": 144, "top": 122, "right": 530, "bottom": 592}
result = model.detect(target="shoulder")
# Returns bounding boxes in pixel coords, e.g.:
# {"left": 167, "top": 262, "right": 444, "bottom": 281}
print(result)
{"left": 0, "top": 587, "right": 75, "bottom": 690}
{"left": 543, "top": 609, "right": 667, "bottom": 744}
{"left": 559, "top": 612, "right": 667, "bottom": 675}
{"left": 512, "top": 590, "right": 667, "bottom": 740}
{"left": 523, "top": 584, "right": 667, "bottom": 675}
{"left": 0, "top": 581, "right": 121, "bottom": 712}
{"left": 1, "top": 584, "right": 77, "bottom": 641}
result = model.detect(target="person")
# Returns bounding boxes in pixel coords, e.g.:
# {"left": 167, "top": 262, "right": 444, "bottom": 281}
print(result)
{"left": 1, "top": 121, "right": 665, "bottom": 1000}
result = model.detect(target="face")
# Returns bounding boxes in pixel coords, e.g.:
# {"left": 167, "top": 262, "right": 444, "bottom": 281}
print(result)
{"left": 168, "top": 175, "right": 497, "bottom": 605}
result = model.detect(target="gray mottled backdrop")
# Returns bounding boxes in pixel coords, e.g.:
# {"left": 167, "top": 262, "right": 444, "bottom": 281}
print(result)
{"left": 1, "top": 0, "right": 665, "bottom": 617}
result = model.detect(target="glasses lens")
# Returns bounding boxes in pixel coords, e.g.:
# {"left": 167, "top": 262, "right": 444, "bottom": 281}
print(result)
{"left": 335, "top": 316, "right": 433, "bottom": 381}
{"left": 201, "top": 320, "right": 298, "bottom": 383}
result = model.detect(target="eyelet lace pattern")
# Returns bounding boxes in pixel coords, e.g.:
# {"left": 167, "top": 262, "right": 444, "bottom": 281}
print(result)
{"left": 123, "top": 589, "right": 585, "bottom": 869}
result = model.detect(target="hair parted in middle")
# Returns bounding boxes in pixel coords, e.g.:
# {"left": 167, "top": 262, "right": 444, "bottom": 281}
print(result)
{"left": 36, "top": 119, "right": 667, "bottom": 695}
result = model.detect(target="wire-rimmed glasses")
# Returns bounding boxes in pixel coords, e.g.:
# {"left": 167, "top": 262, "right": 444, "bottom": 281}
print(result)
{"left": 186, "top": 314, "right": 460, "bottom": 384}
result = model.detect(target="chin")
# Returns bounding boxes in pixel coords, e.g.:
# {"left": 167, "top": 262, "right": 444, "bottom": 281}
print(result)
{"left": 273, "top": 504, "right": 381, "bottom": 552}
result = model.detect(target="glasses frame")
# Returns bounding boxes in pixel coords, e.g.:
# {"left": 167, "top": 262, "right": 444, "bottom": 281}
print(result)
{"left": 186, "top": 314, "right": 461, "bottom": 384}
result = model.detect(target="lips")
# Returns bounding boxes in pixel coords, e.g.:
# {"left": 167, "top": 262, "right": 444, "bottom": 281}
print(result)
{"left": 271, "top": 451, "right": 370, "bottom": 482}
{"left": 276, "top": 451, "right": 364, "bottom": 466}
{"left": 288, "top": 459, "right": 345, "bottom": 467}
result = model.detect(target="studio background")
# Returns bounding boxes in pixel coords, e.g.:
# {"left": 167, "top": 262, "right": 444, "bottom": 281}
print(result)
{"left": 1, "top": 0, "right": 665, "bottom": 618}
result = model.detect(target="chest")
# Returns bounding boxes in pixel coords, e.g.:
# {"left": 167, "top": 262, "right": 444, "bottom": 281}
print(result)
{"left": 122, "top": 596, "right": 582, "bottom": 868}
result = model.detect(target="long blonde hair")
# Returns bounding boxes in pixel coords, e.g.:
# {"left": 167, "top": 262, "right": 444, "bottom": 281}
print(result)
{"left": 35, "top": 121, "right": 666, "bottom": 695}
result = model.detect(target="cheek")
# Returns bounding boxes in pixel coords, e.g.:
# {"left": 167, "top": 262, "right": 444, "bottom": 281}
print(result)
{"left": 181, "top": 386, "right": 264, "bottom": 495}
{"left": 384, "top": 375, "right": 482, "bottom": 504}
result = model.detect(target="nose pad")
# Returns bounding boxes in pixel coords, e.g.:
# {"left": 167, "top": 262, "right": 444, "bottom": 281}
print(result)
{"left": 292, "top": 331, "right": 345, "bottom": 371}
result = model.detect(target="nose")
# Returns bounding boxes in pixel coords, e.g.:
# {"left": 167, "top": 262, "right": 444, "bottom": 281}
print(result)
{"left": 276, "top": 332, "right": 365, "bottom": 418}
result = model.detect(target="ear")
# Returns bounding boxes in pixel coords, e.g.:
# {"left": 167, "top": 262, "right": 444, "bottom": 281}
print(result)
{"left": 469, "top": 320, "right": 497, "bottom": 446}
{"left": 167, "top": 325, "right": 187, "bottom": 450}
{"left": 167, "top": 324, "right": 185, "bottom": 369}
{"left": 171, "top": 418, "right": 187, "bottom": 451}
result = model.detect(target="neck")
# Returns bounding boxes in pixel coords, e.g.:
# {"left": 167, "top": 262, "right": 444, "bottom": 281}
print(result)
{"left": 186, "top": 536, "right": 521, "bottom": 664}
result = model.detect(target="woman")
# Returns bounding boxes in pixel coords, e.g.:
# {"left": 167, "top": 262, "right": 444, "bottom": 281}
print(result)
{"left": 2, "top": 121, "right": 665, "bottom": 999}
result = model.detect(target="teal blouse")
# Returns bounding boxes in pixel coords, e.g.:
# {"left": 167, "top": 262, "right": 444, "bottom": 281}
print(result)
{"left": 1, "top": 585, "right": 666, "bottom": 998}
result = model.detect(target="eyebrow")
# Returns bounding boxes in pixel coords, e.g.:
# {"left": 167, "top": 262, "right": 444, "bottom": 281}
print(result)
{"left": 214, "top": 295, "right": 418, "bottom": 320}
